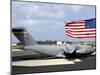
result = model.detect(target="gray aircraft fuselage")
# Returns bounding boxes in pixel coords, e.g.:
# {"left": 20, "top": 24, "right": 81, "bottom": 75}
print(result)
{"left": 24, "top": 45, "right": 66, "bottom": 57}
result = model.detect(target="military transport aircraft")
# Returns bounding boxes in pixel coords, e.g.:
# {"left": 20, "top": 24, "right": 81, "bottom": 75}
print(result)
{"left": 12, "top": 27, "right": 95, "bottom": 58}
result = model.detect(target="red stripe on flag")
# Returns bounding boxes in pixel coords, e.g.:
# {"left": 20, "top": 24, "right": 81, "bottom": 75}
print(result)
{"left": 67, "top": 21, "right": 85, "bottom": 24}
{"left": 65, "top": 24, "right": 85, "bottom": 26}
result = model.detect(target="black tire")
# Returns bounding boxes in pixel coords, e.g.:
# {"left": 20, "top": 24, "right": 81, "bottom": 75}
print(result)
{"left": 64, "top": 50, "right": 77, "bottom": 58}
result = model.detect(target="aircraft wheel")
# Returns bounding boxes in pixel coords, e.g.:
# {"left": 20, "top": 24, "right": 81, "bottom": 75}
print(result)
{"left": 64, "top": 50, "right": 77, "bottom": 58}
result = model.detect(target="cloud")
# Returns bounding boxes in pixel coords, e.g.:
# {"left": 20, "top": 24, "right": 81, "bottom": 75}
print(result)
{"left": 12, "top": 2, "right": 66, "bottom": 21}
{"left": 12, "top": 1, "right": 95, "bottom": 41}
{"left": 14, "top": 19, "right": 64, "bottom": 33}
{"left": 71, "top": 5, "right": 83, "bottom": 12}
{"left": 12, "top": 1, "right": 66, "bottom": 35}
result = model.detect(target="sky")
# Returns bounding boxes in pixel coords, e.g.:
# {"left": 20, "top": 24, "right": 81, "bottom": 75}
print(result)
{"left": 12, "top": 1, "right": 96, "bottom": 42}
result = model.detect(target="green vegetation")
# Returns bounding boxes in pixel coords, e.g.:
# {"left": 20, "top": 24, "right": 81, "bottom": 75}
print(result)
{"left": 37, "top": 40, "right": 57, "bottom": 45}
{"left": 87, "top": 42, "right": 96, "bottom": 47}
{"left": 12, "top": 46, "right": 17, "bottom": 49}
{"left": 11, "top": 45, "right": 23, "bottom": 49}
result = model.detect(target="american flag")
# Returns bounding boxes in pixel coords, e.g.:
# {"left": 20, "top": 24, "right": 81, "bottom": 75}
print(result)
{"left": 65, "top": 18, "right": 96, "bottom": 38}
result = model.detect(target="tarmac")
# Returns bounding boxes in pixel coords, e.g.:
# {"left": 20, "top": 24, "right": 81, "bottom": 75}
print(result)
{"left": 11, "top": 49, "right": 96, "bottom": 75}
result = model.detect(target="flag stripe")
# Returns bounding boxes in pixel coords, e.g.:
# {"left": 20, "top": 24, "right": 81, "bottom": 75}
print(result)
{"left": 66, "top": 30, "right": 96, "bottom": 34}
{"left": 65, "top": 26, "right": 85, "bottom": 29}
{"left": 66, "top": 29, "right": 95, "bottom": 31}
{"left": 65, "top": 23, "right": 85, "bottom": 26}
{"left": 66, "top": 31, "right": 96, "bottom": 35}
{"left": 67, "top": 21, "right": 85, "bottom": 24}
{"left": 65, "top": 28, "right": 85, "bottom": 29}
{"left": 66, "top": 33, "right": 96, "bottom": 38}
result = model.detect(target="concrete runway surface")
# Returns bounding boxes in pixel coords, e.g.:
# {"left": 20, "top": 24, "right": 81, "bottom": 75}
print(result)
{"left": 11, "top": 50, "right": 96, "bottom": 75}
{"left": 12, "top": 58, "right": 82, "bottom": 67}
